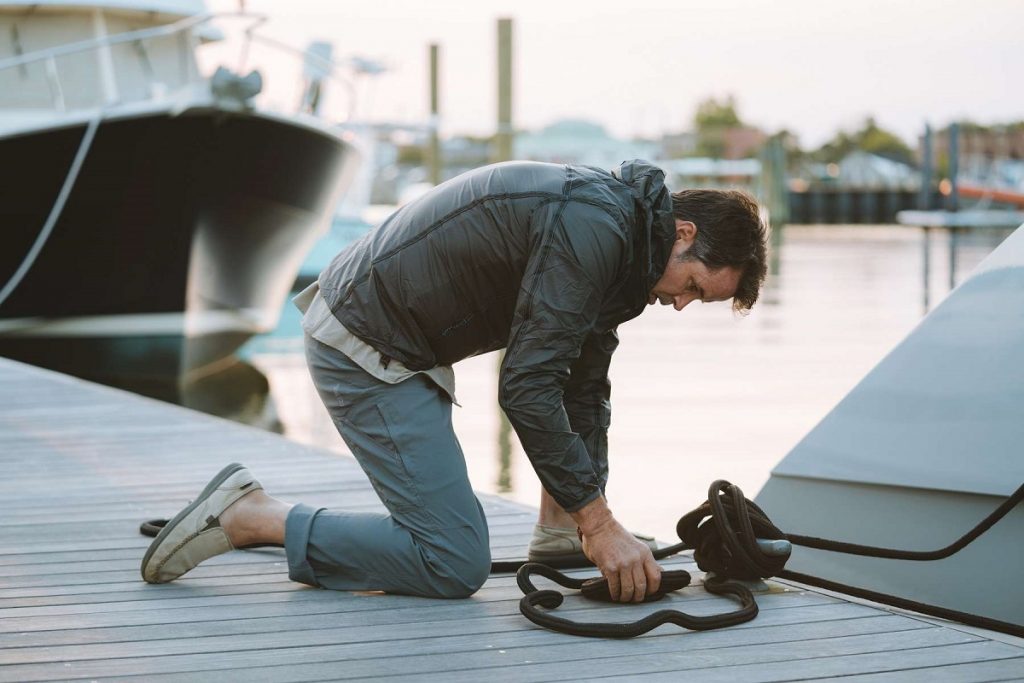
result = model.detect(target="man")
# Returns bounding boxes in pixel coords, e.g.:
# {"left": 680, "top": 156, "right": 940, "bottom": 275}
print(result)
{"left": 141, "top": 160, "right": 768, "bottom": 603}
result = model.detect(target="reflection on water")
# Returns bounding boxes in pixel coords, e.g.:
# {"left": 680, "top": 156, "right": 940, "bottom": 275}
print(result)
{"left": 496, "top": 406, "right": 514, "bottom": 493}
{"left": 495, "top": 351, "right": 513, "bottom": 493}
{"left": 236, "top": 225, "right": 1012, "bottom": 542}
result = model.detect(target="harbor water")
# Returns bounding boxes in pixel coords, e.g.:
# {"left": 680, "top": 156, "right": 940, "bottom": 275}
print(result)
{"left": 239, "top": 224, "right": 1011, "bottom": 543}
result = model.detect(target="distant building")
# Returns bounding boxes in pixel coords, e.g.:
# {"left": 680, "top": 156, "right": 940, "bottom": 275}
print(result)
{"left": 515, "top": 119, "right": 658, "bottom": 169}
{"left": 928, "top": 125, "right": 1024, "bottom": 165}
{"left": 791, "top": 151, "right": 919, "bottom": 190}
{"left": 660, "top": 131, "right": 698, "bottom": 158}
{"left": 722, "top": 126, "right": 768, "bottom": 160}
{"left": 927, "top": 125, "right": 1024, "bottom": 191}
{"left": 441, "top": 136, "right": 492, "bottom": 169}
{"left": 658, "top": 157, "right": 761, "bottom": 192}
{"left": 834, "top": 151, "right": 918, "bottom": 189}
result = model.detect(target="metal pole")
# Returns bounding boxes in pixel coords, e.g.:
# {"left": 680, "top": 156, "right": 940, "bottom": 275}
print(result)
{"left": 919, "top": 123, "right": 934, "bottom": 311}
{"left": 428, "top": 43, "right": 441, "bottom": 185}
{"left": 922, "top": 226, "right": 931, "bottom": 313}
{"left": 919, "top": 123, "right": 933, "bottom": 210}
{"left": 495, "top": 18, "right": 514, "bottom": 491}
{"left": 949, "top": 122, "right": 960, "bottom": 212}
{"left": 494, "top": 18, "right": 513, "bottom": 163}
{"left": 761, "top": 135, "right": 786, "bottom": 275}
{"left": 44, "top": 57, "right": 66, "bottom": 111}
{"left": 771, "top": 136, "right": 789, "bottom": 227}
{"left": 949, "top": 227, "right": 959, "bottom": 290}
{"left": 91, "top": 9, "right": 119, "bottom": 105}
{"left": 948, "top": 122, "right": 960, "bottom": 289}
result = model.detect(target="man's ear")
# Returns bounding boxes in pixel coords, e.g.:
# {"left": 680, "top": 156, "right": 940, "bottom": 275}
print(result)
{"left": 674, "top": 219, "right": 697, "bottom": 244}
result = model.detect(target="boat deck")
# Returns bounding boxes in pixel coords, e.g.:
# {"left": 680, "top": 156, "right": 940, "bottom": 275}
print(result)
{"left": 1, "top": 358, "right": 1022, "bottom": 682}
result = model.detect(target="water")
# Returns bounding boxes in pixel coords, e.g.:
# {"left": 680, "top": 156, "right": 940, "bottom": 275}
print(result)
{"left": 239, "top": 224, "right": 1011, "bottom": 543}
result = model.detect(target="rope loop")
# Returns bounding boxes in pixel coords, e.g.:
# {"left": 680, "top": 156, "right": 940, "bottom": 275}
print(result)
{"left": 515, "top": 562, "right": 756, "bottom": 638}
{"left": 678, "top": 480, "right": 790, "bottom": 580}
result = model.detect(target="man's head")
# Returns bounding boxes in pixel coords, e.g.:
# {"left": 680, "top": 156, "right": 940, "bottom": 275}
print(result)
{"left": 648, "top": 189, "right": 768, "bottom": 314}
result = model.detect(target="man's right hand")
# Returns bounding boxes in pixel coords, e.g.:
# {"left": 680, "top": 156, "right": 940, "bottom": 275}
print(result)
{"left": 571, "top": 497, "right": 662, "bottom": 603}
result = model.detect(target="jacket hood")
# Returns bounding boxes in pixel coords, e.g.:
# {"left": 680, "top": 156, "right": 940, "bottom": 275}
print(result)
{"left": 611, "top": 159, "right": 676, "bottom": 294}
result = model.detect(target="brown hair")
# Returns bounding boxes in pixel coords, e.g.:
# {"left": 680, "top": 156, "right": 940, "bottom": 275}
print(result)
{"left": 671, "top": 189, "right": 768, "bottom": 314}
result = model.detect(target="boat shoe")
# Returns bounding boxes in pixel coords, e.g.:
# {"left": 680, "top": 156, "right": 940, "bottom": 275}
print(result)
{"left": 141, "top": 463, "right": 262, "bottom": 584}
{"left": 527, "top": 523, "right": 659, "bottom": 568}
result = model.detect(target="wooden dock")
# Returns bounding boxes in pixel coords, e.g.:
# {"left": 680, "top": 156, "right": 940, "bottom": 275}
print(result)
{"left": 2, "top": 358, "right": 1022, "bottom": 681}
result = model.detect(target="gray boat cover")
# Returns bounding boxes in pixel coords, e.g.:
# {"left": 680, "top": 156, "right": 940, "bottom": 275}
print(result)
{"left": 770, "top": 225, "right": 1024, "bottom": 496}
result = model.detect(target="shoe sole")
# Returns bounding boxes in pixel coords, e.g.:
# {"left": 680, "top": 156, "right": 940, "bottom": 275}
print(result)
{"left": 140, "top": 462, "right": 246, "bottom": 580}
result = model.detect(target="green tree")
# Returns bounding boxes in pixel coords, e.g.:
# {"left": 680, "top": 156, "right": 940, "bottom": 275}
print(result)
{"left": 693, "top": 95, "right": 742, "bottom": 158}
{"left": 695, "top": 95, "right": 741, "bottom": 129}
{"left": 859, "top": 118, "right": 914, "bottom": 163}
{"left": 813, "top": 118, "right": 913, "bottom": 164}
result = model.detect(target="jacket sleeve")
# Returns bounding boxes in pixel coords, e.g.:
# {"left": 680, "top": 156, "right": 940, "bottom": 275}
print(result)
{"left": 498, "top": 201, "right": 625, "bottom": 512}
{"left": 563, "top": 327, "right": 619, "bottom": 493}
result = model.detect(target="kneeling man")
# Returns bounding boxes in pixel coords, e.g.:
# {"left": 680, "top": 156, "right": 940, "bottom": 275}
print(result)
{"left": 142, "top": 160, "right": 768, "bottom": 603}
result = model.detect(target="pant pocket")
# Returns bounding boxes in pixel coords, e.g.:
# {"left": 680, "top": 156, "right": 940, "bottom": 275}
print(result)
{"left": 331, "top": 399, "right": 422, "bottom": 515}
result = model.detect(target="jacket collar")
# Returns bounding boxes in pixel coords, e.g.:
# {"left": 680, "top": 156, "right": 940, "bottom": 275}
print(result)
{"left": 611, "top": 159, "right": 676, "bottom": 295}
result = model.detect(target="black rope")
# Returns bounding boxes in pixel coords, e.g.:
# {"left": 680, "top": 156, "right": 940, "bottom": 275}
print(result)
{"left": 515, "top": 563, "right": 757, "bottom": 638}
{"left": 502, "top": 480, "right": 1024, "bottom": 639}
{"left": 783, "top": 482, "right": 1024, "bottom": 560}
{"left": 139, "top": 479, "right": 1024, "bottom": 639}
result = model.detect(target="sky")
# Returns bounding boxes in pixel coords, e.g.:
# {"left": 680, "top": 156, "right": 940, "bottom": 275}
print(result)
{"left": 209, "top": 0, "right": 1023, "bottom": 149}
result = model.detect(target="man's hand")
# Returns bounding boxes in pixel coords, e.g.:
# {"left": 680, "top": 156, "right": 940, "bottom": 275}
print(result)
{"left": 571, "top": 497, "right": 662, "bottom": 603}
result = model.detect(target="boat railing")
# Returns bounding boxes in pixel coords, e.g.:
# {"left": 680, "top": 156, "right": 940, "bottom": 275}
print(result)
{"left": 0, "top": 12, "right": 359, "bottom": 119}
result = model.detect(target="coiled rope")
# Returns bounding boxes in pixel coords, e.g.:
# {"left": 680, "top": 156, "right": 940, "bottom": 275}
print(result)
{"left": 515, "top": 562, "right": 758, "bottom": 638}
{"left": 141, "top": 478, "right": 1024, "bottom": 638}
{"left": 509, "top": 480, "right": 1024, "bottom": 638}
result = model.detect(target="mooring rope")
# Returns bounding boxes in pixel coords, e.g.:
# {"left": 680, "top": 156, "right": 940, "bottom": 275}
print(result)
{"left": 0, "top": 112, "right": 102, "bottom": 309}
{"left": 515, "top": 562, "right": 758, "bottom": 638}
{"left": 506, "top": 480, "right": 1024, "bottom": 639}
{"left": 140, "top": 478, "right": 1024, "bottom": 638}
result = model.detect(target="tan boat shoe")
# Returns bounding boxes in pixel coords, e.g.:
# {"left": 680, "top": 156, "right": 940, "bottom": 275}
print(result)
{"left": 527, "top": 523, "right": 658, "bottom": 568}
{"left": 141, "top": 463, "right": 262, "bottom": 584}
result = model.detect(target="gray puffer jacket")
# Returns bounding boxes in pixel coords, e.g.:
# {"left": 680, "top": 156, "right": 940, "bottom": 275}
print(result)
{"left": 318, "top": 159, "right": 676, "bottom": 511}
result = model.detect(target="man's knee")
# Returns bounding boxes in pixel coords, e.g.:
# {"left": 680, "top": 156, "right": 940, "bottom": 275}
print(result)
{"left": 433, "top": 549, "right": 491, "bottom": 598}
{"left": 420, "top": 528, "right": 491, "bottom": 598}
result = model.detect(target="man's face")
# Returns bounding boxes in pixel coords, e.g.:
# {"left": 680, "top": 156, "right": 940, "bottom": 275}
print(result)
{"left": 647, "top": 219, "right": 742, "bottom": 312}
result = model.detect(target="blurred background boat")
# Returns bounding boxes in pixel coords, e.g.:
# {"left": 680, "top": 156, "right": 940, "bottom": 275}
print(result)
{"left": 0, "top": 0, "right": 361, "bottom": 419}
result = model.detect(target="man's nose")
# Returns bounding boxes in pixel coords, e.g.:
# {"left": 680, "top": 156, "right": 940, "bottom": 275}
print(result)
{"left": 673, "top": 295, "right": 695, "bottom": 311}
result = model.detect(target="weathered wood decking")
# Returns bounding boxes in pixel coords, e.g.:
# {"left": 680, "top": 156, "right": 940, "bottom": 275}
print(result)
{"left": 1, "top": 358, "right": 1022, "bottom": 682}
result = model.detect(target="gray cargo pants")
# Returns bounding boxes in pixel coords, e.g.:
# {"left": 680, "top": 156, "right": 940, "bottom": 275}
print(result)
{"left": 284, "top": 336, "right": 491, "bottom": 598}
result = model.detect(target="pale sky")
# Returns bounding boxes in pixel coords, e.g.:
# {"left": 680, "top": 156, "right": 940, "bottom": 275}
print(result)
{"left": 210, "top": 0, "right": 1023, "bottom": 149}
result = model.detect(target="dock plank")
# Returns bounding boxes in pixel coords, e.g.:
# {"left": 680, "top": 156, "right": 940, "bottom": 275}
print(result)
{"left": 3, "top": 593, "right": 839, "bottom": 652}
{"left": 818, "top": 657, "right": 1024, "bottom": 682}
{"left": 1, "top": 358, "right": 1021, "bottom": 681}
{"left": 0, "top": 595, "right": 860, "bottom": 668}
{"left": 38, "top": 624, "right": 970, "bottom": 683}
